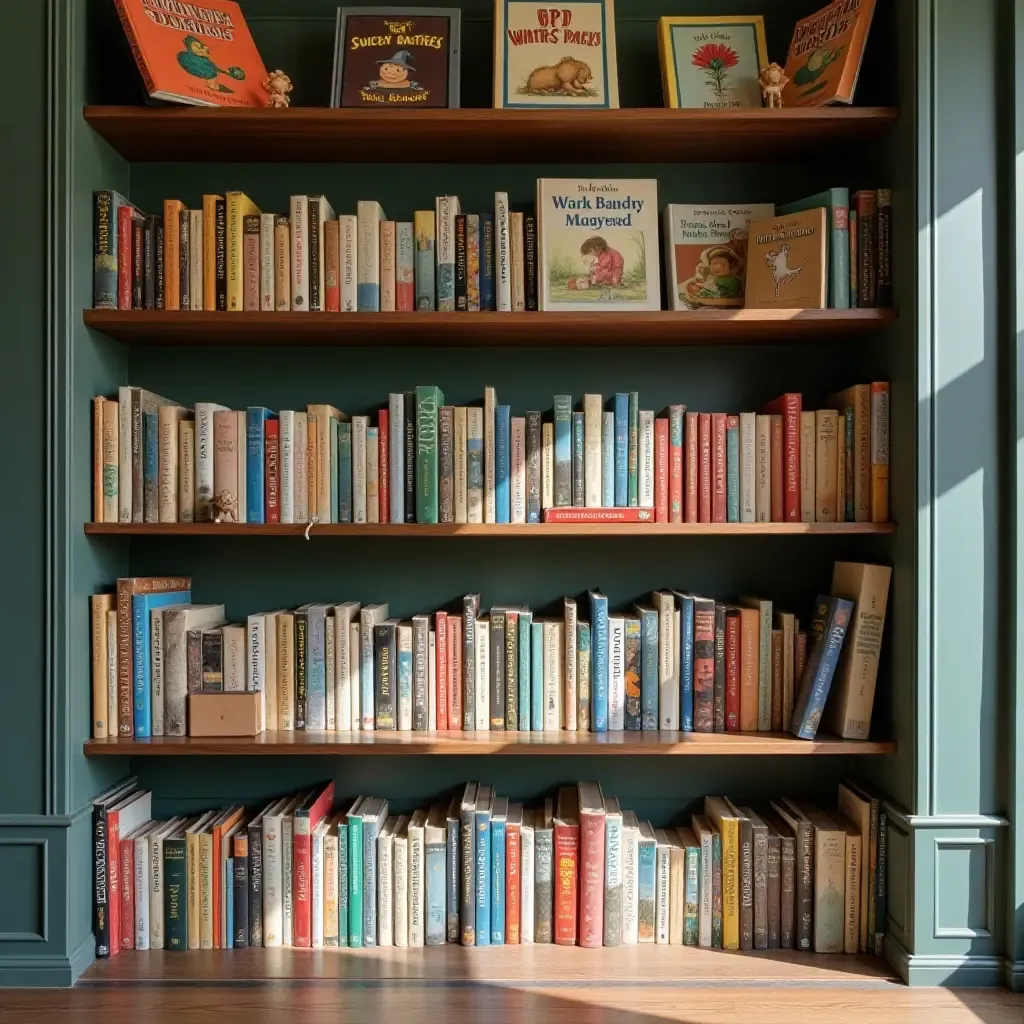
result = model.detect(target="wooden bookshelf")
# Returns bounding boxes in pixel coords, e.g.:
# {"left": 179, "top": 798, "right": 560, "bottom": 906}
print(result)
{"left": 84, "top": 732, "right": 895, "bottom": 756}
{"left": 85, "top": 522, "right": 895, "bottom": 537}
{"left": 82, "top": 105, "right": 899, "bottom": 164}
{"left": 83, "top": 308, "right": 896, "bottom": 347}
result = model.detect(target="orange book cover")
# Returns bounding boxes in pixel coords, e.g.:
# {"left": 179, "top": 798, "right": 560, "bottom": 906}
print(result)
{"left": 113, "top": 0, "right": 269, "bottom": 108}
{"left": 781, "top": 0, "right": 876, "bottom": 107}
{"left": 738, "top": 606, "right": 759, "bottom": 732}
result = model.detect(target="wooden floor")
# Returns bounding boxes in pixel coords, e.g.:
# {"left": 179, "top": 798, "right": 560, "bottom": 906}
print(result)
{"left": 0, "top": 947, "right": 1020, "bottom": 1023}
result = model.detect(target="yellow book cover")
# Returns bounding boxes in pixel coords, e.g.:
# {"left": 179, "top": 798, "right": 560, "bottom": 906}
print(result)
{"left": 226, "top": 191, "right": 259, "bottom": 311}
{"left": 306, "top": 415, "right": 319, "bottom": 524}
{"left": 704, "top": 796, "right": 739, "bottom": 950}
{"left": 199, "top": 830, "right": 214, "bottom": 949}
{"left": 163, "top": 199, "right": 184, "bottom": 310}
{"left": 202, "top": 194, "right": 221, "bottom": 310}
{"left": 91, "top": 593, "right": 115, "bottom": 738}
{"left": 744, "top": 209, "right": 827, "bottom": 309}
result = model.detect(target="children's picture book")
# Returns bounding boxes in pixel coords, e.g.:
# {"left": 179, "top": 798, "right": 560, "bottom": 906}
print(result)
{"left": 112, "top": 0, "right": 269, "bottom": 107}
{"left": 657, "top": 16, "right": 768, "bottom": 109}
{"left": 663, "top": 203, "right": 775, "bottom": 311}
{"left": 536, "top": 178, "right": 660, "bottom": 312}
{"left": 743, "top": 209, "right": 828, "bottom": 309}
{"left": 493, "top": 1, "right": 619, "bottom": 109}
{"left": 782, "top": 0, "right": 876, "bottom": 107}
{"left": 331, "top": 8, "right": 462, "bottom": 107}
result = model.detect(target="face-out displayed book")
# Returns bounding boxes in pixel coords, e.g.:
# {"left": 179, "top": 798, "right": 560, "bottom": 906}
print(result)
{"left": 493, "top": 0, "right": 619, "bottom": 109}
{"left": 536, "top": 178, "right": 660, "bottom": 312}
{"left": 782, "top": 0, "right": 877, "bottom": 107}
{"left": 663, "top": 204, "right": 775, "bottom": 312}
{"left": 112, "top": 0, "right": 269, "bottom": 107}
{"left": 743, "top": 209, "right": 828, "bottom": 310}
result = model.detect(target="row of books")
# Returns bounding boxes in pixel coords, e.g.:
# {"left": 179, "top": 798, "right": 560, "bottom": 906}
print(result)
{"left": 91, "top": 384, "right": 891, "bottom": 527}
{"left": 90, "top": 562, "right": 891, "bottom": 743}
{"left": 93, "top": 776, "right": 887, "bottom": 959}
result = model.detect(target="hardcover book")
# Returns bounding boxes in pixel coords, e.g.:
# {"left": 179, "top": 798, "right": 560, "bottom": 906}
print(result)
{"left": 743, "top": 209, "right": 828, "bottom": 310}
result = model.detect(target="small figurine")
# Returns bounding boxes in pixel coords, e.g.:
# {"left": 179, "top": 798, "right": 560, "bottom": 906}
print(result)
{"left": 263, "top": 70, "right": 293, "bottom": 108}
{"left": 759, "top": 63, "right": 789, "bottom": 108}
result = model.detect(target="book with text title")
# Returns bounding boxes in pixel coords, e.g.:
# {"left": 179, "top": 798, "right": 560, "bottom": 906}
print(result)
{"left": 743, "top": 209, "right": 827, "bottom": 310}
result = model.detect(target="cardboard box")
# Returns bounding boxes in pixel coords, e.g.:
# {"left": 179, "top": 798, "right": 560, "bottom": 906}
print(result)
{"left": 189, "top": 692, "right": 262, "bottom": 737}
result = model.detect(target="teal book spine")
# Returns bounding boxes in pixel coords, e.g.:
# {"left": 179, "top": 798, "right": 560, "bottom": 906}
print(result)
{"left": 143, "top": 409, "right": 158, "bottom": 522}
{"left": 844, "top": 407, "right": 855, "bottom": 521}
{"left": 362, "top": 814, "right": 382, "bottom": 946}
{"left": 530, "top": 621, "right": 544, "bottom": 732}
{"left": 627, "top": 392, "right": 639, "bottom": 506}
{"left": 338, "top": 826, "right": 349, "bottom": 947}
{"left": 338, "top": 421, "right": 352, "bottom": 523}
{"left": 601, "top": 410, "right": 615, "bottom": 507}
{"left": 553, "top": 394, "right": 572, "bottom": 506}
{"left": 163, "top": 837, "right": 187, "bottom": 950}
{"left": 588, "top": 591, "right": 609, "bottom": 732}
{"left": 491, "top": 817, "right": 505, "bottom": 944}
{"left": 711, "top": 831, "right": 723, "bottom": 948}
{"left": 726, "top": 415, "right": 740, "bottom": 523}
{"left": 496, "top": 404, "right": 511, "bottom": 524}
{"left": 669, "top": 404, "right": 684, "bottom": 520}
{"left": 348, "top": 815, "right": 363, "bottom": 947}
{"left": 577, "top": 621, "right": 591, "bottom": 732}
{"left": 518, "top": 610, "right": 532, "bottom": 731}
{"left": 638, "top": 606, "right": 658, "bottom": 731}
{"left": 684, "top": 845, "right": 700, "bottom": 946}
{"left": 306, "top": 605, "right": 327, "bottom": 730}
{"left": 225, "top": 855, "right": 235, "bottom": 948}
{"left": 778, "top": 188, "right": 850, "bottom": 308}
{"left": 133, "top": 589, "right": 190, "bottom": 737}
{"left": 637, "top": 837, "right": 656, "bottom": 942}
{"left": 614, "top": 392, "right": 629, "bottom": 506}
{"left": 790, "top": 596, "right": 854, "bottom": 739}
{"left": 571, "top": 411, "right": 584, "bottom": 506}
{"left": 426, "top": 839, "right": 446, "bottom": 945}
{"left": 330, "top": 415, "right": 339, "bottom": 523}
{"left": 246, "top": 407, "right": 272, "bottom": 524}
{"left": 475, "top": 807, "right": 492, "bottom": 945}
{"left": 415, "top": 385, "right": 443, "bottom": 524}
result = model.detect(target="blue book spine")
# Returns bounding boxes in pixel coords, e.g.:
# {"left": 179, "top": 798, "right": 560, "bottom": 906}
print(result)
{"left": 530, "top": 622, "right": 544, "bottom": 732}
{"left": 601, "top": 410, "right": 614, "bottom": 507}
{"left": 426, "top": 841, "right": 446, "bottom": 945}
{"left": 726, "top": 417, "right": 740, "bottom": 523}
{"left": 639, "top": 607, "right": 659, "bottom": 731}
{"left": 246, "top": 407, "right": 272, "bottom": 524}
{"left": 480, "top": 214, "right": 495, "bottom": 311}
{"left": 446, "top": 817, "right": 459, "bottom": 943}
{"left": 348, "top": 816, "right": 363, "bottom": 947}
{"left": 518, "top": 611, "right": 532, "bottom": 731}
{"left": 474, "top": 808, "right": 492, "bottom": 945}
{"left": 638, "top": 841, "right": 656, "bottom": 929}
{"left": 338, "top": 422, "right": 352, "bottom": 523}
{"left": 133, "top": 589, "right": 190, "bottom": 737}
{"left": 363, "top": 817, "right": 379, "bottom": 946}
{"left": 627, "top": 392, "right": 639, "bottom": 506}
{"left": 389, "top": 394, "right": 405, "bottom": 524}
{"left": 614, "top": 393, "right": 629, "bottom": 507}
{"left": 572, "top": 412, "right": 584, "bottom": 506}
{"left": 491, "top": 817, "right": 506, "bottom": 944}
{"left": 225, "top": 857, "right": 233, "bottom": 948}
{"left": 495, "top": 405, "right": 511, "bottom": 524}
{"left": 589, "top": 593, "right": 609, "bottom": 732}
{"left": 791, "top": 597, "right": 855, "bottom": 739}
{"left": 338, "top": 826, "right": 349, "bottom": 947}
{"left": 143, "top": 410, "right": 158, "bottom": 515}
{"left": 330, "top": 418, "right": 340, "bottom": 523}
{"left": 414, "top": 224, "right": 435, "bottom": 312}
{"left": 306, "top": 607, "right": 326, "bottom": 729}
{"left": 679, "top": 595, "right": 694, "bottom": 732}
{"left": 553, "top": 395, "right": 572, "bottom": 506}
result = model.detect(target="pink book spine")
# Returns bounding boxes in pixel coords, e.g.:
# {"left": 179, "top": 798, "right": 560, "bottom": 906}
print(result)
{"left": 436, "top": 612, "right": 448, "bottom": 730}
{"left": 654, "top": 418, "right": 669, "bottom": 523}
{"left": 684, "top": 411, "right": 699, "bottom": 524}
{"left": 578, "top": 809, "right": 605, "bottom": 948}
{"left": 698, "top": 412, "right": 712, "bottom": 524}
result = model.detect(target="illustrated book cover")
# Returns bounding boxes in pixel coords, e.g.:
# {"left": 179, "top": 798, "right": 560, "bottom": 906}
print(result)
{"left": 743, "top": 209, "right": 827, "bottom": 310}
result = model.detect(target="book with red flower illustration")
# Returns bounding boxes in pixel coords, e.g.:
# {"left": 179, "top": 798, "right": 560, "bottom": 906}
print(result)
{"left": 657, "top": 16, "right": 767, "bottom": 109}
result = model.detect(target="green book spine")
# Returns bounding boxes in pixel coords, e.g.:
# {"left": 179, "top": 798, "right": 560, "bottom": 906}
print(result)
{"left": 415, "top": 385, "right": 444, "bottom": 524}
{"left": 684, "top": 846, "right": 700, "bottom": 946}
{"left": 348, "top": 815, "right": 363, "bottom": 947}
{"left": 627, "top": 391, "right": 639, "bottom": 506}
{"left": 711, "top": 831, "right": 723, "bottom": 948}
{"left": 337, "top": 826, "right": 349, "bottom": 947}
{"left": 164, "top": 837, "right": 188, "bottom": 951}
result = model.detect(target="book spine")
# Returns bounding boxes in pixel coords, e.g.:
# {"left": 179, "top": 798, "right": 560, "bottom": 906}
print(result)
{"left": 490, "top": 816, "right": 506, "bottom": 944}
{"left": 612, "top": 393, "right": 628, "bottom": 507}
{"left": 120, "top": 834, "right": 133, "bottom": 950}
{"left": 142, "top": 409, "right": 157, "bottom": 524}
{"left": 638, "top": 608, "right": 657, "bottom": 731}
{"left": 92, "top": 190, "right": 120, "bottom": 309}
{"left": 876, "top": 189, "right": 892, "bottom": 306}
{"left": 403, "top": 392, "right": 416, "bottom": 523}
{"left": 627, "top": 392, "right": 639, "bottom": 506}
{"left": 396, "top": 221, "right": 415, "bottom": 311}
{"left": 324, "top": 218, "right": 340, "bottom": 312}
{"left": 116, "top": 205, "right": 131, "bottom": 309}
{"left": 438, "top": 406, "right": 454, "bottom": 524}
{"left": 446, "top": 815, "right": 460, "bottom": 942}
{"left": 571, "top": 412, "right": 585, "bottom": 507}
{"left": 870, "top": 382, "right": 890, "bottom": 522}
{"left": 875, "top": 808, "right": 887, "bottom": 955}
{"left": 668, "top": 404, "right": 683, "bottom": 521}
{"left": 602, "top": 410, "right": 615, "bottom": 508}
{"left": 829, "top": 194, "right": 851, "bottom": 309}
{"left": 754, "top": 414, "right": 771, "bottom": 522}
{"left": 248, "top": 820, "right": 263, "bottom": 948}
{"left": 233, "top": 836, "right": 249, "bottom": 948}
{"left": 494, "top": 193, "right": 511, "bottom": 311}
{"left": 637, "top": 838, "right": 655, "bottom": 943}
{"left": 416, "top": 386, "right": 441, "bottom": 524}
{"left": 143, "top": 215, "right": 156, "bottom": 309}
{"left": 243, "top": 215, "right": 260, "bottom": 311}
{"left": 460, "top": 802, "right": 476, "bottom": 946}
{"left": 855, "top": 190, "right": 877, "bottom": 307}
{"left": 475, "top": 807, "right": 492, "bottom": 945}
{"left": 692, "top": 600, "right": 715, "bottom": 733}
{"left": 849, "top": 207, "right": 858, "bottom": 307}
{"left": 524, "top": 213, "right": 538, "bottom": 310}
{"left": 590, "top": 595, "right": 608, "bottom": 732}
{"left": 413, "top": 616, "right": 429, "bottom": 731}
{"left": 530, "top": 622, "right": 544, "bottom": 732}
{"left": 553, "top": 821, "right": 579, "bottom": 945}
{"left": 583, "top": 394, "right": 602, "bottom": 508}
{"left": 454, "top": 214, "right": 468, "bottom": 311}
{"left": 265, "top": 418, "right": 280, "bottom": 524}
{"left": 495, "top": 405, "right": 511, "bottom": 523}
{"left": 575, "top": 619, "right": 590, "bottom": 733}
{"left": 799, "top": 411, "right": 815, "bottom": 523}
{"left": 780, "top": 838, "right": 795, "bottom": 949}
{"left": 769, "top": 414, "right": 783, "bottom": 522}
{"left": 362, "top": 816, "right": 379, "bottom": 947}
{"left": 388, "top": 394, "right": 405, "bottom": 524}
{"left": 348, "top": 816, "right": 363, "bottom": 947}
{"left": 525, "top": 410, "right": 542, "bottom": 523}
{"left": 246, "top": 410, "right": 266, "bottom": 525}
{"left": 698, "top": 412, "right": 712, "bottom": 522}
{"left": 510, "top": 211, "right": 525, "bottom": 312}
{"left": 436, "top": 196, "right": 457, "bottom": 312}
{"left": 356, "top": 201, "right": 382, "bottom": 312}
{"left": 164, "top": 837, "right": 187, "bottom": 951}
{"left": 465, "top": 214, "right": 481, "bottom": 312}
{"left": 480, "top": 213, "right": 495, "bottom": 310}
{"left": 413, "top": 210, "right": 436, "bottom": 311}
{"left": 338, "top": 826, "right": 349, "bottom": 946}
{"left": 684, "top": 411, "right": 698, "bottom": 523}
{"left": 379, "top": 219, "right": 396, "bottom": 312}
{"left": 178, "top": 209, "right": 190, "bottom": 311}
{"left": 639, "top": 410, "right": 655, "bottom": 509}
{"left": 711, "top": 412, "right": 727, "bottom": 522}
{"left": 623, "top": 618, "right": 641, "bottom": 730}
{"left": 436, "top": 612, "right": 449, "bottom": 731}
{"left": 579, "top": 809, "right": 605, "bottom": 948}
{"left": 654, "top": 417, "right": 669, "bottom": 522}
{"left": 338, "top": 422, "right": 352, "bottom": 524}
{"left": 426, "top": 836, "right": 446, "bottom": 945}
{"left": 553, "top": 395, "right": 572, "bottom": 506}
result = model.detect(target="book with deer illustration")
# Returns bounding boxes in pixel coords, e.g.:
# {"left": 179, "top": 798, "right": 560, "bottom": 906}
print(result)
{"left": 781, "top": 0, "right": 877, "bottom": 107}
{"left": 743, "top": 209, "right": 827, "bottom": 310}
{"left": 493, "top": 1, "right": 619, "bottom": 109}
{"left": 663, "top": 204, "right": 775, "bottom": 312}
{"left": 536, "top": 178, "right": 660, "bottom": 312}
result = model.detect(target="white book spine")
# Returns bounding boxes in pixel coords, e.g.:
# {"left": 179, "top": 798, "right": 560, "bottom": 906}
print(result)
{"left": 474, "top": 619, "right": 489, "bottom": 730}
{"left": 357, "top": 200, "right": 383, "bottom": 311}
{"left": 409, "top": 822, "right": 425, "bottom": 947}
{"left": 563, "top": 601, "right": 577, "bottom": 732}
{"left": 195, "top": 402, "right": 226, "bottom": 523}
{"left": 339, "top": 214, "right": 358, "bottom": 312}
{"left": 151, "top": 610, "right": 165, "bottom": 736}
{"left": 622, "top": 824, "right": 639, "bottom": 945}
{"left": 698, "top": 827, "right": 713, "bottom": 948}
{"left": 282, "top": 815, "right": 294, "bottom": 945}
{"left": 495, "top": 192, "right": 512, "bottom": 311}
{"left": 366, "top": 426, "right": 380, "bottom": 524}
{"left": 352, "top": 416, "right": 368, "bottom": 524}
{"left": 264, "top": 613, "right": 278, "bottom": 732}
{"left": 377, "top": 829, "right": 393, "bottom": 946}
{"left": 380, "top": 221, "right": 396, "bottom": 312}
{"left": 290, "top": 195, "right": 308, "bottom": 311}
{"left": 656, "top": 595, "right": 678, "bottom": 730}
{"left": 755, "top": 413, "right": 771, "bottom": 523}
{"left": 279, "top": 410, "right": 295, "bottom": 523}
{"left": 484, "top": 387, "right": 496, "bottom": 523}
{"left": 609, "top": 615, "right": 625, "bottom": 730}
{"left": 605, "top": 813, "right": 622, "bottom": 944}
{"left": 135, "top": 832, "right": 151, "bottom": 949}
{"left": 454, "top": 406, "right": 468, "bottom": 524}
{"left": 315, "top": 197, "right": 334, "bottom": 306}
{"left": 520, "top": 822, "right": 535, "bottom": 943}
{"left": 393, "top": 833, "right": 409, "bottom": 946}
{"left": 118, "top": 387, "right": 132, "bottom": 522}
{"left": 583, "top": 394, "right": 603, "bottom": 507}
{"left": 434, "top": 196, "right": 458, "bottom": 312}
{"left": 541, "top": 422, "right": 554, "bottom": 509}
{"left": 740, "top": 411, "right": 756, "bottom": 523}
{"left": 263, "top": 812, "right": 283, "bottom": 946}
{"left": 189, "top": 209, "right": 203, "bottom": 311}
{"left": 335, "top": 609, "right": 352, "bottom": 731}
{"left": 312, "top": 832, "right": 324, "bottom": 948}
{"left": 397, "top": 624, "right": 413, "bottom": 731}
{"left": 656, "top": 843, "right": 670, "bottom": 944}
{"left": 260, "top": 213, "right": 275, "bottom": 311}
{"left": 428, "top": 631, "right": 437, "bottom": 730}
{"left": 511, "top": 416, "right": 526, "bottom": 524}
{"left": 247, "top": 614, "right": 265, "bottom": 693}
{"left": 388, "top": 393, "right": 405, "bottom": 524}
{"left": 467, "top": 407, "right": 483, "bottom": 523}
{"left": 294, "top": 413, "right": 308, "bottom": 524}
{"left": 325, "top": 616, "right": 336, "bottom": 730}
{"left": 150, "top": 830, "right": 165, "bottom": 949}
{"left": 361, "top": 608, "right": 387, "bottom": 731}
{"left": 800, "top": 410, "right": 816, "bottom": 523}
{"left": 639, "top": 410, "right": 655, "bottom": 508}
{"left": 350, "top": 622, "right": 361, "bottom": 730}
{"left": 543, "top": 620, "right": 563, "bottom": 732}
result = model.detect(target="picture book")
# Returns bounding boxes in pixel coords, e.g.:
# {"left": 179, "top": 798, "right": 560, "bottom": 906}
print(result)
{"left": 743, "top": 209, "right": 827, "bottom": 310}
{"left": 663, "top": 204, "right": 775, "bottom": 311}
{"left": 536, "top": 178, "right": 660, "bottom": 312}
{"left": 113, "top": 0, "right": 269, "bottom": 108}
{"left": 782, "top": 0, "right": 877, "bottom": 107}
{"left": 493, "top": 1, "right": 619, "bottom": 109}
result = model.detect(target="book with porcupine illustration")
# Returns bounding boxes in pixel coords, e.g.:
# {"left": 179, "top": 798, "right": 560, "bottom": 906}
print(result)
{"left": 493, "top": 1, "right": 619, "bottom": 109}
{"left": 536, "top": 178, "right": 660, "bottom": 312}
{"left": 112, "top": 0, "right": 269, "bottom": 108}
{"left": 743, "top": 209, "right": 827, "bottom": 310}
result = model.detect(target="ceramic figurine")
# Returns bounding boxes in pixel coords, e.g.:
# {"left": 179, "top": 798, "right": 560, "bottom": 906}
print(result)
{"left": 759, "top": 63, "right": 788, "bottom": 108}
{"left": 263, "top": 70, "right": 293, "bottom": 108}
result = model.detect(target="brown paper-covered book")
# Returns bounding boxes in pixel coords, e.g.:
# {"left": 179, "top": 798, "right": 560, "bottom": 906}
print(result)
{"left": 743, "top": 209, "right": 827, "bottom": 309}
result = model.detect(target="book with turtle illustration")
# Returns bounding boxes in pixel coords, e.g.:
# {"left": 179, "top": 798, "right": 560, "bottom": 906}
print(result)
{"left": 743, "top": 209, "right": 828, "bottom": 310}
{"left": 112, "top": 0, "right": 269, "bottom": 108}
{"left": 536, "top": 178, "right": 660, "bottom": 312}
{"left": 663, "top": 203, "right": 775, "bottom": 312}
{"left": 330, "top": 8, "right": 462, "bottom": 108}
{"left": 781, "top": 0, "right": 877, "bottom": 107}
{"left": 493, "top": 1, "right": 619, "bottom": 109}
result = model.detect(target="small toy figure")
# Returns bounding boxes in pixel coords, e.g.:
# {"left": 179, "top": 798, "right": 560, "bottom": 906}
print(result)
{"left": 263, "top": 70, "right": 293, "bottom": 108}
{"left": 759, "top": 62, "right": 789, "bottom": 108}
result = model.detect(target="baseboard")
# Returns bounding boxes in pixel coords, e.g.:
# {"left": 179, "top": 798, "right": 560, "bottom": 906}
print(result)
{"left": 884, "top": 935, "right": 1005, "bottom": 987}
{"left": 1003, "top": 959, "right": 1024, "bottom": 993}
{"left": 0, "top": 935, "right": 94, "bottom": 988}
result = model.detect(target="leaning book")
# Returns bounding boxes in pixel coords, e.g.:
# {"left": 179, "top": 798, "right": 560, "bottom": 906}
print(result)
{"left": 743, "top": 209, "right": 827, "bottom": 310}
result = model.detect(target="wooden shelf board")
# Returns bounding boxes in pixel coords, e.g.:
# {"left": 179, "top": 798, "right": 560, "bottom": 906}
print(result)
{"left": 83, "top": 308, "right": 896, "bottom": 346}
{"left": 85, "top": 521, "right": 894, "bottom": 537}
{"left": 83, "top": 105, "right": 899, "bottom": 164}
{"left": 84, "top": 731, "right": 895, "bottom": 756}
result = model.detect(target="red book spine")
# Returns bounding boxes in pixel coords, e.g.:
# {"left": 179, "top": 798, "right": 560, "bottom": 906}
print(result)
{"left": 448, "top": 615, "right": 462, "bottom": 730}
{"left": 711, "top": 413, "right": 727, "bottom": 523}
{"left": 120, "top": 834, "right": 134, "bottom": 950}
{"left": 118, "top": 205, "right": 133, "bottom": 310}
{"left": 725, "top": 612, "right": 740, "bottom": 732}
{"left": 698, "top": 412, "right": 712, "bottom": 523}
{"left": 265, "top": 418, "right": 280, "bottom": 524}
{"left": 506, "top": 822, "right": 521, "bottom": 943}
{"left": 553, "top": 821, "right": 579, "bottom": 945}
{"left": 684, "top": 411, "right": 699, "bottom": 523}
{"left": 107, "top": 812, "right": 121, "bottom": 958}
{"left": 654, "top": 418, "right": 669, "bottom": 523}
{"left": 293, "top": 783, "right": 336, "bottom": 948}
{"left": 378, "top": 409, "right": 389, "bottom": 526}
{"left": 543, "top": 508, "right": 654, "bottom": 524}
{"left": 764, "top": 394, "right": 801, "bottom": 521}
{"left": 325, "top": 221, "right": 340, "bottom": 313}
{"left": 669, "top": 414, "right": 683, "bottom": 523}
{"left": 578, "top": 810, "right": 605, "bottom": 948}
{"left": 436, "top": 611, "right": 448, "bottom": 730}
{"left": 770, "top": 415, "right": 784, "bottom": 522}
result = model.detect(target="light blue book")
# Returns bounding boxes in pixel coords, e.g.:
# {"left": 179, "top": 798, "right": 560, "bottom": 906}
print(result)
{"left": 669, "top": 405, "right": 684, "bottom": 521}
{"left": 571, "top": 412, "right": 584, "bottom": 506}
{"left": 388, "top": 394, "right": 405, "bottom": 524}
{"left": 225, "top": 856, "right": 233, "bottom": 948}
{"left": 627, "top": 392, "right": 639, "bottom": 507}
{"left": 490, "top": 798, "right": 507, "bottom": 945}
{"left": 143, "top": 410, "right": 158, "bottom": 520}
{"left": 301, "top": 604, "right": 327, "bottom": 729}
{"left": 425, "top": 829, "right": 447, "bottom": 946}
{"left": 414, "top": 215, "right": 435, "bottom": 311}
{"left": 553, "top": 394, "right": 572, "bottom": 506}
{"left": 637, "top": 824, "right": 656, "bottom": 941}
{"left": 588, "top": 590, "right": 609, "bottom": 732}
{"left": 133, "top": 588, "right": 190, "bottom": 737}
{"left": 614, "top": 393, "right": 629, "bottom": 507}
{"left": 347, "top": 800, "right": 364, "bottom": 947}
{"left": 495, "top": 405, "right": 511, "bottom": 524}
{"left": 635, "top": 604, "right": 659, "bottom": 731}
{"left": 330, "top": 414, "right": 340, "bottom": 523}
{"left": 674, "top": 593, "right": 695, "bottom": 732}
{"left": 338, "top": 823, "right": 349, "bottom": 946}
{"left": 474, "top": 787, "right": 493, "bottom": 945}
{"left": 683, "top": 840, "right": 700, "bottom": 946}
{"left": 778, "top": 189, "right": 849, "bottom": 308}
{"left": 518, "top": 610, "right": 532, "bottom": 731}
{"left": 601, "top": 410, "right": 615, "bottom": 507}
{"left": 398, "top": 635, "right": 413, "bottom": 720}
{"left": 790, "top": 596, "right": 854, "bottom": 739}
{"left": 530, "top": 621, "right": 544, "bottom": 732}
{"left": 246, "top": 407, "right": 273, "bottom": 524}
{"left": 726, "top": 416, "right": 740, "bottom": 523}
